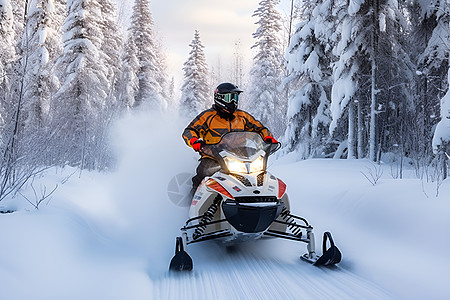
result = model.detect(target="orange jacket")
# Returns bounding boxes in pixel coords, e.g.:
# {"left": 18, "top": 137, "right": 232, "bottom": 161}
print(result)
{"left": 182, "top": 108, "right": 272, "bottom": 154}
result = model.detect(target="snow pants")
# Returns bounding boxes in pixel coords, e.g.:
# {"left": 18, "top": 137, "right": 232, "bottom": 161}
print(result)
{"left": 192, "top": 157, "right": 220, "bottom": 190}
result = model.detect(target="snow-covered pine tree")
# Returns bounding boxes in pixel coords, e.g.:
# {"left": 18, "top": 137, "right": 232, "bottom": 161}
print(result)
{"left": 179, "top": 30, "right": 210, "bottom": 118}
{"left": 232, "top": 40, "right": 244, "bottom": 88}
{"left": 10, "top": 0, "right": 25, "bottom": 39}
{"left": 21, "top": 0, "right": 61, "bottom": 132}
{"left": 127, "top": 0, "right": 168, "bottom": 110}
{"left": 0, "top": 0, "right": 15, "bottom": 126}
{"left": 117, "top": 37, "right": 139, "bottom": 109}
{"left": 0, "top": 0, "right": 21, "bottom": 169}
{"left": 374, "top": 0, "right": 415, "bottom": 163}
{"left": 417, "top": 0, "right": 449, "bottom": 88}
{"left": 248, "top": 0, "right": 286, "bottom": 137}
{"left": 432, "top": 67, "right": 450, "bottom": 179}
{"left": 412, "top": 0, "right": 450, "bottom": 160}
{"left": 168, "top": 76, "right": 175, "bottom": 110}
{"left": 92, "top": 0, "right": 124, "bottom": 167}
{"left": 329, "top": 0, "right": 412, "bottom": 161}
{"left": 0, "top": 0, "right": 55, "bottom": 200}
{"left": 328, "top": 0, "right": 360, "bottom": 159}
{"left": 52, "top": 0, "right": 109, "bottom": 169}
{"left": 99, "top": 0, "right": 123, "bottom": 102}
{"left": 284, "top": 0, "right": 334, "bottom": 159}
{"left": 432, "top": 67, "right": 450, "bottom": 146}
{"left": 153, "top": 36, "right": 171, "bottom": 106}
{"left": 54, "top": 0, "right": 66, "bottom": 25}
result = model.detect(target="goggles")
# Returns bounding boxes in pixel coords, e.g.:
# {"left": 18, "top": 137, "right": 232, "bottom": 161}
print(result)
{"left": 221, "top": 92, "right": 239, "bottom": 103}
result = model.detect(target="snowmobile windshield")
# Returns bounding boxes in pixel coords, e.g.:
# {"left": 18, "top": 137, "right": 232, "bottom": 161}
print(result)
{"left": 207, "top": 132, "right": 271, "bottom": 159}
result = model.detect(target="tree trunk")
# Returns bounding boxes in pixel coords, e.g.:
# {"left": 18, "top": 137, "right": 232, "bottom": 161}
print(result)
{"left": 348, "top": 100, "right": 356, "bottom": 158}
{"left": 369, "top": 58, "right": 377, "bottom": 161}
{"left": 287, "top": 0, "right": 294, "bottom": 48}
{"left": 369, "top": 0, "right": 379, "bottom": 162}
{"left": 357, "top": 100, "right": 364, "bottom": 158}
{"left": 440, "top": 142, "right": 448, "bottom": 180}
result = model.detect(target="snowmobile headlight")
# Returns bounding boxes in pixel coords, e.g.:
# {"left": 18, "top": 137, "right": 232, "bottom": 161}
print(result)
{"left": 224, "top": 157, "right": 247, "bottom": 173}
{"left": 249, "top": 156, "right": 264, "bottom": 173}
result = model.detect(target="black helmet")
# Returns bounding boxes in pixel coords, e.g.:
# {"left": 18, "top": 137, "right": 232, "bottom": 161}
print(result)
{"left": 214, "top": 83, "right": 243, "bottom": 114}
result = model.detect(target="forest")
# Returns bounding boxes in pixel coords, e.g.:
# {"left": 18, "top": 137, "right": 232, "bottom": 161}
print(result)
{"left": 0, "top": 0, "right": 449, "bottom": 202}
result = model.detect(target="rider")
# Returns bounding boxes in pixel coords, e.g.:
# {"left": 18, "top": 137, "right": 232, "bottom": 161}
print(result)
{"left": 182, "top": 82, "right": 278, "bottom": 192}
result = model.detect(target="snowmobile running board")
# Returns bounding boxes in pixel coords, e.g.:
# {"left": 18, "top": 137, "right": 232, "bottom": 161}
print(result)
{"left": 182, "top": 218, "right": 228, "bottom": 231}
{"left": 169, "top": 230, "right": 342, "bottom": 271}
{"left": 264, "top": 230, "right": 310, "bottom": 243}
{"left": 187, "top": 230, "right": 233, "bottom": 244}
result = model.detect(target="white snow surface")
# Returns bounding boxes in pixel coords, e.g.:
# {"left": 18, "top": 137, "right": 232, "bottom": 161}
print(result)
{"left": 1, "top": 110, "right": 450, "bottom": 300}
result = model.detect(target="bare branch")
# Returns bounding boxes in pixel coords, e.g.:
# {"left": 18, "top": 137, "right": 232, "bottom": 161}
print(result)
{"left": 19, "top": 182, "right": 58, "bottom": 210}
{"left": 361, "top": 162, "right": 384, "bottom": 186}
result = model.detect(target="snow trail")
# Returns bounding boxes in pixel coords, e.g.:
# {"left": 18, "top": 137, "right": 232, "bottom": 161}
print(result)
{"left": 107, "top": 111, "right": 393, "bottom": 299}
{"left": 1, "top": 110, "right": 449, "bottom": 299}
{"left": 152, "top": 242, "right": 393, "bottom": 300}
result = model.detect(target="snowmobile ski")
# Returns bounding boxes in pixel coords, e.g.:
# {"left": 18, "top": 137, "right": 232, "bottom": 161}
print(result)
{"left": 169, "top": 236, "right": 193, "bottom": 271}
{"left": 301, "top": 232, "right": 342, "bottom": 266}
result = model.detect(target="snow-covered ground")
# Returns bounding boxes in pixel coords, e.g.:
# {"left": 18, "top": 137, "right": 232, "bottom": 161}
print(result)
{"left": 1, "top": 111, "right": 449, "bottom": 300}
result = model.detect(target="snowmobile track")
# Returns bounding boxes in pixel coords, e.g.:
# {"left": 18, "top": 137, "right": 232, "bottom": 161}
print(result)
{"left": 154, "top": 247, "right": 393, "bottom": 300}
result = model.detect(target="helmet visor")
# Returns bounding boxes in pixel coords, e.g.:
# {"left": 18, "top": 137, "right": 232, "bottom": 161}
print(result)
{"left": 222, "top": 92, "right": 239, "bottom": 103}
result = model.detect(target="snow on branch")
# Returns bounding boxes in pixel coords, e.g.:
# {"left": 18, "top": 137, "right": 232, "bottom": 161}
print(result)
{"left": 432, "top": 68, "right": 450, "bottom": 153}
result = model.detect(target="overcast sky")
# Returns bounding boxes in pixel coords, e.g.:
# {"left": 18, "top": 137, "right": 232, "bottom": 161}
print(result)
{"left": 116, "top": 0, "right": 292, "bottom": 88}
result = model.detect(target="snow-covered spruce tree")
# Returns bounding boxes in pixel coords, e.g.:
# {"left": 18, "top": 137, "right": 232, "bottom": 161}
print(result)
{"left": 328, "top": 0, "right": 361, "bottom": 159}
{"left": 284, "top": 0, "right": 335, "bottom": 159}
{"left": 117, "top": 37, "right": 139, "bottom": 109}
{"left": 432, "top": 67, "right": 450, "bottom": 179}
{"left": 0, "top": 0, "right": 16, "bottom": 181}
{"left": 92, "top": 0, "right": 123, "bottom": 167}
{"left": 99, "top": 0, "right": 122, "bottom": 102}
{"left": 153, "top": 36, "right": 171, "bottom": 106}
{"left": 0, "top": 0, "right": 15, "bottom": 127}
{"left": 168, "top": 76, "right": 175, "bottom": 104}
{"left": 248, "top": 0, "right": 286, "bottom": 137}
{"left": 329, "top": 0, "right": 412, "bottom": 161}
{"left": 10, "top": 0, "right": 25, "bottom": 39}
{"left": 410, "top": 0, "right": 450, "bottom": 161}
{"left": 21, "top": 0, "right": 61, "bottom": 133}
{"left": 179, "top": 30, "right": 210, "bottom": 118}
{"left": 0, "top": 0, "right": 59, "bottom": 202}
{"left": 52, "top": 0, "right": 110, "bottom": 169}
{"left": 126, "top": 0, "right": 168, "bottom": 110}
{"left": 417, "top": 0, "right": 450, "bottom": 95}
{"left": 93, "top": 0, "right": 123, "bottom": 167}
{"left": 374, "top": 0, "right": 416, "bottom": 163}
{"left": 54, "top": 0, "right": 66, "bottom": 25}
{"left": 232, "top": 40, "right": 244, "bottom": 88}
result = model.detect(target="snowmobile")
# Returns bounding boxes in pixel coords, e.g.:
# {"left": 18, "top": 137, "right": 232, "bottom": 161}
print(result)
{"left": 169, "top": 131, "right": 342, "bottom": 271}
